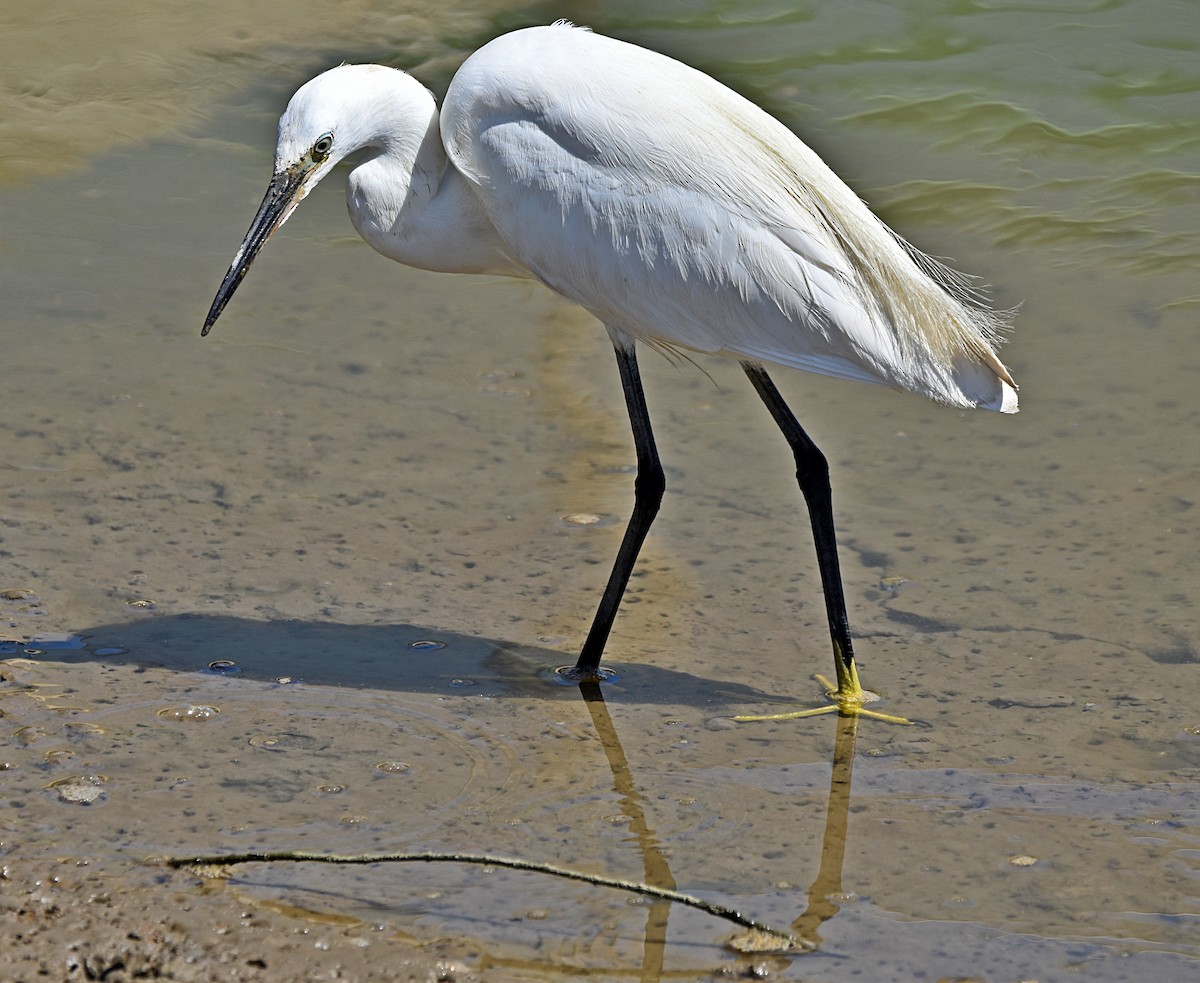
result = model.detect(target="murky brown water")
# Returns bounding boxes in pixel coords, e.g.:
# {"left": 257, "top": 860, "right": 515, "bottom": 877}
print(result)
{"left": 2, "top": 0, "right": 1198, "bottom": 979}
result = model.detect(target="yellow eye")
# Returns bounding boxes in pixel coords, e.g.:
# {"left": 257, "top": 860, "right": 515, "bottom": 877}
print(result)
{"left": 312, "top": 132, "right": 334, "bottom": 162}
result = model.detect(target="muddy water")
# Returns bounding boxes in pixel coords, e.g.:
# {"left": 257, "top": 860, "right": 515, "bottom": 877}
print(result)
{"left": 2, "top": 0, "right": 1198, "bottom": 980}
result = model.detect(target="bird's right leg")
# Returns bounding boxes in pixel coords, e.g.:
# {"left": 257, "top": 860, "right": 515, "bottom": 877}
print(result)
{"left": 564, "top": 341, "right": 665, "bottom": 680}
{"left": 736, "top": 362, "right": 909, "bottom": 724}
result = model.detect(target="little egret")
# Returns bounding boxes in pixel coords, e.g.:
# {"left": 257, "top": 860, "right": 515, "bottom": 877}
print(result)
{"left": 204, "top": 22, "right": 1018, "bottom": 722}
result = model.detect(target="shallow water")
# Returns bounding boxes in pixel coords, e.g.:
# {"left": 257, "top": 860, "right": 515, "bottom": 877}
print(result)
{"left": 2, "top": 0, "right": 1198, "bottom": 980}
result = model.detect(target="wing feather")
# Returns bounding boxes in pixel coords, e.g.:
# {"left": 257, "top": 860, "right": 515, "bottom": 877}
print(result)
{"left": 443, "top": 23, "right": 1017, "bottom": 411}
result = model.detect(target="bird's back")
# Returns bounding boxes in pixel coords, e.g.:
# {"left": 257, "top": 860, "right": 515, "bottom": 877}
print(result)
{"left": 443, "top": 23, "right": 1017, "bottom": 412}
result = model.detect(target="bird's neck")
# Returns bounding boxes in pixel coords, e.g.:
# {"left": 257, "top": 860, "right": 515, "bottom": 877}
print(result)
{"left": 346, "top": 105, "right": 526, "bottom": 277}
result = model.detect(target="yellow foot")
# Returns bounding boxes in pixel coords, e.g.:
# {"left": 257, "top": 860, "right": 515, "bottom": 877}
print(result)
{"left": 733, "top": 674, "right": 912, "bottom": 725}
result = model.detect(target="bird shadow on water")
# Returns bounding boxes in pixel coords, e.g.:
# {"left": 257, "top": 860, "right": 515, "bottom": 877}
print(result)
{"left": 45, "top": 611, "right": 799, "bottom": 709}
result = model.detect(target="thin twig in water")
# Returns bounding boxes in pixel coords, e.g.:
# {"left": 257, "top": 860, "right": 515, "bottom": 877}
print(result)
{"left": 153, "top": 849, "right": 805, "bottom": 950}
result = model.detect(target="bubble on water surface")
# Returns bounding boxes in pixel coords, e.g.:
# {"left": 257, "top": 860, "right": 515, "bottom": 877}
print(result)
{"left": 205, "top": 660, "right": 240, "bottom": 674}
{"left": 157, "top": 704, "right": 220, "bottom": 721}
{"left": 408, "top": 640, "right": 445, "bottom": 651}
{"left": 374, "top": 760, "right": 411, "bottom": 774}
{"left": 551, "top": 665, "right": 618, "bottom": 685}
{"left": 247, "top": 733, "right": 322, "bottom": 751}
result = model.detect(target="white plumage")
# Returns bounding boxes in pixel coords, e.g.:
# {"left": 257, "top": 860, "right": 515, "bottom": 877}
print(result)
{"left": 443, "top": 25, "right": 1016, "bottom": 411}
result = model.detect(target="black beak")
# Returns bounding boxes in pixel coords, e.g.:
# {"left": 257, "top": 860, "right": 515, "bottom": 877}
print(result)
{"left": 202, "top": 165, "right": 310, "bottom": 336}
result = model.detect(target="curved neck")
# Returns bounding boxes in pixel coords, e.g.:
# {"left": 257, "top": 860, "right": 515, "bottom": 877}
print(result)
{"left": 345, "top": 101, "right": 526, "bottom": 277}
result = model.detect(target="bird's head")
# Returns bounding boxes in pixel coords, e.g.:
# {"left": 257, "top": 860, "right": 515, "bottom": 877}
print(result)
{"left": 202, "top": 65, "right": 421, "bottom": 336}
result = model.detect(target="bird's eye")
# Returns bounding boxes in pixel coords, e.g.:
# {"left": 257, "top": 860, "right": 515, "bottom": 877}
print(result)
{"left": 311, "top": 132, "right": 334, "bottom": 162}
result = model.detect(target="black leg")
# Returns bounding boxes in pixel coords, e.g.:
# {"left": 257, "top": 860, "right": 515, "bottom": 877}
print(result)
{"left": 741, "top": 362, "right": 856, "bottom": 682}
{"left": 571, "top": 343, "right": 665, "bottom": 676}
{"left": 738, "top": 363, "right": 908, "bottom": 722}
{"left": 734, "top": 362, "right": 902, "bottom": 724}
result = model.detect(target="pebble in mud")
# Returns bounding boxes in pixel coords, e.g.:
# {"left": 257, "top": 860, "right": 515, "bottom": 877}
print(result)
{"left": 14, "top": 726, "right": 53, "bottom": 747}
{"left": 46, "top": 774, "right": 108, "bottom": 805}
{"left": 558, "top": 512, "right": 615, "bottom": 528}
{"left": 988, "top": 694, "right": 1075, "bottom": 709}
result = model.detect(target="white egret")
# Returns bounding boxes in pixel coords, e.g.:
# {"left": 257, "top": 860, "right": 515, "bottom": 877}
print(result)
{"left": 204, "top": 22, "right": 1018, "bottom": 722}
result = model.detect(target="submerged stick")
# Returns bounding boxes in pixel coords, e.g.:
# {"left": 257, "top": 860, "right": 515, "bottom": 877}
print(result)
{"left": 154, "top": 849, "right": 806, "bottom": 950}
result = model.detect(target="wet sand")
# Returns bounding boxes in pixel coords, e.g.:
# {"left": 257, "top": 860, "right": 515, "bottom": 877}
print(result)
{"left": 3, "top": 1, "right": 1199, "bottom": 979}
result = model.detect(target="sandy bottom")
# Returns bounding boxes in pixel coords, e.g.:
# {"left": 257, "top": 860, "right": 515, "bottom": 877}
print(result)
{"left": 3, "top": 9, "right": 1199, "bottom": 979}
{"left": 3, "top": 853, "right": 480, "bottom": 983}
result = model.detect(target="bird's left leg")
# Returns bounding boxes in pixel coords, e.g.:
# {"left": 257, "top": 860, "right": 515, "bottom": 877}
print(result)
{"left": 736, "top": 362, "right": 908, "bottom": 724}
{"left": 563, "top": 340, "right": 665, "bottom": 680}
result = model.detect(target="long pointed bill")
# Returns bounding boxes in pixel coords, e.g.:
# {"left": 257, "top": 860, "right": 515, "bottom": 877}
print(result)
{"left": 202, "top": 165, "right": 311, "bottom": 336}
